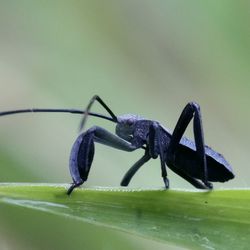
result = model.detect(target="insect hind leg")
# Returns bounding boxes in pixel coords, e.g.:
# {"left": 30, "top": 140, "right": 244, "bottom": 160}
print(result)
{"left": 167, "top": 102, "right": 212, "bottom": 189}
{"left": 168, "top": 164, "right": 209, "bottom": 189}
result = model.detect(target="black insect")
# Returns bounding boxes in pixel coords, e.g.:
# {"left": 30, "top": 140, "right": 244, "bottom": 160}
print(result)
{"left": 0, "top": 95, "right": 234, "bottom": 194}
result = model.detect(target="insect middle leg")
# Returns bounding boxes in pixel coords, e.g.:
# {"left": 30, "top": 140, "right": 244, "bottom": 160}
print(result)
{"left": 149, "top": 122, "right": 169, "bottom": 188}
{"left": 120, "top": 150, "right": 151, "bottom": 186}
{"left": 121, "top": 122, "right": 169, "bottom": 188}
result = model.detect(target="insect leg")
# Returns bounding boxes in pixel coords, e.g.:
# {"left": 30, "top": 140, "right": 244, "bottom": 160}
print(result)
{"left": 168, "top": 166, "right": 208, "bottom": 189}
{"left": 68, "top": 126, "right": 140, "bottom": 194}
{"left": 120, "top": 151, "right": 151, "bottom": 186}
{"left": 167, "top": 102, "right": 212, "bottom": 189}
{"left": 68, "top": 132, "right": 95, "bottom": 195}
{"left": 149, "top": 122, "right": 169, "bottom": 188}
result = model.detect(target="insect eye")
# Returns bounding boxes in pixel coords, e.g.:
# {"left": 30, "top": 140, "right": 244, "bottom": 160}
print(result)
{"left": 127, "top": 118, "right": 134, "bottom": 126}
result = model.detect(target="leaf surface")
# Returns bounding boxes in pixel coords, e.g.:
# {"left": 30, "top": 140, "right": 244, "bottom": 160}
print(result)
{"left": 0, "top": 183, "right": 249, "bottom": 250}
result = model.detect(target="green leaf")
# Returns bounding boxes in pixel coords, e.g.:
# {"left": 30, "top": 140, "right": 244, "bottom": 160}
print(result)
{"left": 0, "top": 183, "right": 249, "bottom": 250}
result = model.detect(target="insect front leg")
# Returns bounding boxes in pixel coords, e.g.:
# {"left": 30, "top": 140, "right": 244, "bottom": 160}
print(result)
{"left": 68, "top": 131, "right": 95, "bottom": 195}
{"left": 68, "top": 126, "right": 139, "bottom": 195}
{"left": 167, "top": 102, "right": 213, "bottom": 189}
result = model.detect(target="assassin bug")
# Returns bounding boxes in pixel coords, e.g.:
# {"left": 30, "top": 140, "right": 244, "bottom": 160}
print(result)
{"left": 0, "top": 95, "right": 234, "bottom": 194}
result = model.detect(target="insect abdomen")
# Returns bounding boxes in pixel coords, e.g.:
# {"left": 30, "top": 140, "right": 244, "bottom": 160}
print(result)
{"left": 173, "top": 143, "right": 234, "bottom": 182}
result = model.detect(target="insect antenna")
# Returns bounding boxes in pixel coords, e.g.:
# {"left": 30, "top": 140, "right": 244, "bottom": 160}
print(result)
{"left": 0, "top": 108, "right": 115, "bottom": 122}
{"left": 79, "top": 95, "right": 118, "bottom": 132}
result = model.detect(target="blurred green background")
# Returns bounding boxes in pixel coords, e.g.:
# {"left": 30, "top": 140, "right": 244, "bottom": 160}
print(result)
{"left": 0, "top": 1, "right": 249, "bottom": 249}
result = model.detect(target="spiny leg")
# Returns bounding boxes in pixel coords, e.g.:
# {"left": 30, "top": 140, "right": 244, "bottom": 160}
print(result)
{"left": 167, "top": 102, "right": 212, "bottom": 189}
{"left": 79, "top": 95, "right": 117, "bottom": 131}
